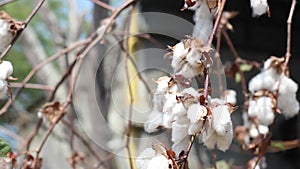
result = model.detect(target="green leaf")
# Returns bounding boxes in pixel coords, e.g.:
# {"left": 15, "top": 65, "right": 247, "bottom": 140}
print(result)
{"left": 240, "top": 63, "right": 253, "bottom": 72}
{"left": 235, "top": 73, "right": 241, "bottom": 83}
{"left": 271, "top": 141, "right": 286, "bottom": 151}
{"left": 0, "top": 138, "right": 12, "bottom": 157}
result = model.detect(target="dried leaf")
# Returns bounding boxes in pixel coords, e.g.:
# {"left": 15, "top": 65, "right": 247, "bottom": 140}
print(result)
{"left": 40, "top": 101, "right": 66, "bottom": 124}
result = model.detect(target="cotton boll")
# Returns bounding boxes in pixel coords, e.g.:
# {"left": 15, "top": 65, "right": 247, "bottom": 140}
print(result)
{"left": 278, "top": 75, "right": 298, "bottom": 95}
{"left": 144, "top": 110, "right": 163, "bottom": 133}
{"left": 174, "top": 114, "right": 189, "bottom": 125}
{"left": 153, "top": 91, "right": 166, "bottom": 111}
{"left": 181, "top": 87, "right": 200, "bottom": 97}
{"left": 136, "top": 148, "right": 156, "bottom": 169}
{"left": 171, "top": 42, "right": 189, "bottom": 72}
{"left": 211, "top": 98, "right": 226, "bottom": 105}
{"left": 212, "top": 105, "right": 232, "bottom": 136}
{"left": 173, "top": 102, "right": 187, "bottom": 116}
{"left": 188, "top": 122, "right": 203, "bottom": 135}
{"left": 248, "top": 97, "right": 275, "bottom": 125}
{"left": 0, "top": 80, "right": 7, "bottom": 98}
{"left": 258, "top": 125, "right": 269, "bottom": 136}
{"left": 278, "top": 94, "right": 299, "bottom": 118}
{"left": 223, "top": 89, "right": 237, "bottom": 105}
{"left": 146, "top": 155, "right": 169, "bottom": 169}
{"left": 0, "top": 19, "right": 13, "bottom": 52}
{"left": 162, "top": 112, "right": 176, "bottom": 129}
{"left": 0, "top": 61, "right": 13, "bottom": 80}
{"left": 250, "top": 0, "right": 269, "bottom": 17}
{"left": 216, "top": 128, "right": 233, "bottom": 151}
{"left": 201, "top": 126, "right": 217, "bottom": 150}
{"left": 249, "top": 127, "right": 259, "bottom": 138}
{"left": 187, "top": 103, "right": 207, "bottom": 123}
{"left": 162, "top": 93, "right": 177, "bottom": 114}
{"left": 248, "top": 70, "right": 278, "bottom": 93}
{"left": 171, "top": 122, "right": 189, "bottom": 154}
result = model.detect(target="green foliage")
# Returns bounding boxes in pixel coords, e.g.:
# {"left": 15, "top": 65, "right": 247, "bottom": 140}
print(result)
{"left": 0, "top": 138, "right": 11, "bottom": 157}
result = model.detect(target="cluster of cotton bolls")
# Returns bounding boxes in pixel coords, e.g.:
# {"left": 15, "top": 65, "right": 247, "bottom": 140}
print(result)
{"left": 0, "top": 61, "right": 13, "bottom": 98}
{"left": 248, "top": 56, "right": 299, "bottom": 126}
{"left": 144, "top": 76, "right": 234, "bottom": 153}
{"left": 167, "top": 36, "right": 212, "bottom": 78}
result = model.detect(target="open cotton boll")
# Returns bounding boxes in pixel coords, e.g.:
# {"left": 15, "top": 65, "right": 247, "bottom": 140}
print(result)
{"left": 201, "top": 126, "right": 233, "bottom": 151}
{"left": 172, "top": 102, "right": 187, "bottom": 116}
{"left": 181, "top": 87, "right": 201, "bottom": 97}
{"left": 223, "top": 90, "right": 237, "bottom": 105}
{"left": 0, "top": 80, "right": 8, "bottom": 98}
{"left": 0, "top": 19, "right": 13, "bottom": 52}
{"left": 152, "top": 91, "right": 166, "bottom": 111}
{"left": 0, "top": 61, "right": 13, "bottom": 80}
{"left": 212, "top": 105, "right": 233, "bottom": 136}
{"left": 146, "top": 155, "right": 169, "bottom": 169}
{"left": 188, "top": 122, "right": 203, "bottom": 135}
{"left": 248, "top": 97, "right": 275, "bottom": 125}
{"left": 248, "top": 70, "right": 278, "bottom": 93}
{"left": 249, "top": 125, "right": 269, "bottom": 138}
{"left": 278, "top": 94, "right": 299, "bottom": 118}
{"left": 171, "top": 42, "right": 189, "bottom": 72}
{"left": 250, "top": 0, "right": 269, "bottom": 17}
{"left": 187, "top": 103, "right": 207, "bottom": 123}
{"left": 201, "top": 127, "right": 217, "bottom": 150}
{"left": 136, "top": 148, "right": 156, "bottom": 169}
{"left": 258, "top": 125, "right": 269, "bottom": 135}
{"left": 278, "top": 75, "right": 298, "bottom": 95}
{"left": 163, "top": 93, "right": 177, "bottom": 114}
{"left": 171, "top": 122, "right": 189, "bottom": 154}
{"left": 144, "top": 110, "right": 163, "bottom": 133}
{"left": 216, "top": 128, "right": 233, "bottom": 151}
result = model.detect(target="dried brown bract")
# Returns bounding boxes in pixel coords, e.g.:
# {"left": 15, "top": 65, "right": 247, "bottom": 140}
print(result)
{"left": 40, "top": 101, "right": 66, "bottom": 124}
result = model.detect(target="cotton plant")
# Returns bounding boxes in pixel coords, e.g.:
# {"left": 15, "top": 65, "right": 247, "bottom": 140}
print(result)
{"left": 141, "top": 1, "right": 237, "bottom": 167}
{"left": 144, "top": 38, "right": 235, "bottom": 156}
{"left": 248, "top": 56, "right": 299, "bottom": 121}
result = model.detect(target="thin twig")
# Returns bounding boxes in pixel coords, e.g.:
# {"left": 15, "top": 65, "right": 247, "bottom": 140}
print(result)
{"left": 33, "top": 113, "right": 65, "bottom": 168}
{"left": 90, "top": 0, "right": 115, "bottom": 11}
{"left": 207, "top": 0, "right": 227, "bottom": 46}
{"left": 10, "top": 83, "right": 54, "bottom": 91}
{"left": 0, "top": 39, "right": 89, "bottom": 116}
{"left": 221, "top": 29, "right": 247, "bottom": 94}
{"left": 61, "top": 119, "right": 103, "bottom": 166}
{"left": 19, "top": 118, "right": 43, "bottom": 153}
{"left": 0, "top": 0, "right": 16, "bottom": 6}
{"left": 282, "top": 0, "right": 297, "bottom": 72}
